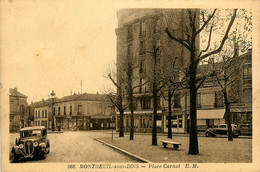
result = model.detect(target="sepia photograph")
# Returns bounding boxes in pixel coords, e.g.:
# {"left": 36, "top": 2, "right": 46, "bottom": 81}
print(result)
{"left": 1, "top": 0, "right": 259, "bottom": 171}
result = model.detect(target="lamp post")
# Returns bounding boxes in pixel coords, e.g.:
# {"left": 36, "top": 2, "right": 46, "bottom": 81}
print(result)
{"left": 51, "top": 90, "right": 56, "bottom": 131}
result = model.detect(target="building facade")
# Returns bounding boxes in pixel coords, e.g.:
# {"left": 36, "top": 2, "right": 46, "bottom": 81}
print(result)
{"left": 9, "top": 87, "right": 28, "bottom": 132}
{"left": 30, "top": 92, "right": 114, "bottom": 131}
{"left": 115, "top": 9, "right": 252, "bottom": 134}
{"left": 115, "top": 9, "right": 198, "bottom": 133}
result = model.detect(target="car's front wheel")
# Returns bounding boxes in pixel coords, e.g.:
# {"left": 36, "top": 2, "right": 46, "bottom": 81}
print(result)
{"left": 46, "top": 140, "right": 50, "bottom": 154}
{"left": 39, "top": 152, "right": 45, "bottom": 160}
{"left": 13, "top": 153, "right": 20, "bottom": 163}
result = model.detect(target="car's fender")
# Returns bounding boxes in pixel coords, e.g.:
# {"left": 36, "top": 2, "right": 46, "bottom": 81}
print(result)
{"left": 11, "top": 146, "right": 25, "bottom": 156}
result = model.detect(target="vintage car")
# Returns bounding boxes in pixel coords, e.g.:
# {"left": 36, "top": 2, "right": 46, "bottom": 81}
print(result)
{"left": 11, "top": 126, "right": 50, "bottom": 162}
{"left": 205, "top": 124, "right": 241, "bottom": 138}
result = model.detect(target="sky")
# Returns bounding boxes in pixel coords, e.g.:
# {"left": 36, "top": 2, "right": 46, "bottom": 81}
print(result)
{"left": 0, "top": 0, "right": 256, "bottom": 104}
{"left": 1, "top": 0, "right": 120, "bottom": 102}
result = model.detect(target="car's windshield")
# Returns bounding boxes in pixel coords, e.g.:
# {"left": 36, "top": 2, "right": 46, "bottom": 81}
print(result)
{"left": 20, "top": 130, "right": 42, "bottom": 138}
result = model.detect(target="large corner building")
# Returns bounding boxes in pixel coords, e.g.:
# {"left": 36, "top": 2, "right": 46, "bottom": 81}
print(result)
{"left": 115, "top": 9, "right": 252, "bottom": 134}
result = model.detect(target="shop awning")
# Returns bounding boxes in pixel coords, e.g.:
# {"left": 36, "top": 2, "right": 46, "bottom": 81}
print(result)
{"left": 197, "top": 109, "right": 225, "bottom": 119}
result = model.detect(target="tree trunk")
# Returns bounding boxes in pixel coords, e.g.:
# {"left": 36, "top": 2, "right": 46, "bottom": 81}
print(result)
{"left": 188, "top": 51, "right": 199, "bottom": 155}
{"left": 168, "top": 88, "right": 172, "bottom": 139}
{"left": 119, "top": 110, "right": 124, "bottom": 137}
{"left": 152, "top": 89, "right": 158, "bottom": 145}
{"left": 224, "top": 91, "right": 233, "bottom": 141}
{"left": 129, "top": 94, "right": 134, "bottom": 140}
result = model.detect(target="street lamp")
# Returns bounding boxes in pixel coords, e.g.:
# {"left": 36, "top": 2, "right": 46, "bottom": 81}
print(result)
{"left": 51, "top": 90, "right": 56, "bottom": 131}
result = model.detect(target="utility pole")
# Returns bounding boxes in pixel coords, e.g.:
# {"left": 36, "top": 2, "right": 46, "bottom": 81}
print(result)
{"left": 51, "top": 90, "right": 56, "bottom": 131}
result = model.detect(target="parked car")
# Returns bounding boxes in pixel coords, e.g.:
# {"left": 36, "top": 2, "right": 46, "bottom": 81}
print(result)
{"left": 11, "top": 126, "right": 50, "bottom": 162}
{"left": 205, "top": 124, "right": 241, "bottom": 138}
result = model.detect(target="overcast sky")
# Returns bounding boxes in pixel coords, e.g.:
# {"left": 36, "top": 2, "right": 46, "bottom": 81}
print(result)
{"left": 2, "top": 1, "right": 120, "bottom": 102}
{"left": 1, "top": 1, "right": 256, "bottom": 104}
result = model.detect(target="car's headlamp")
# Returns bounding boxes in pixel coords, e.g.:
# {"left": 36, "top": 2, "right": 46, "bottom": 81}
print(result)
{"left": 18, "top": 144, "right": 24, "bottom": 149}
{"left": 33, "top": 142, "right": 39, "bottom": 147}
{"left": 39, "top": 143, "right": 46, "bottom": 147}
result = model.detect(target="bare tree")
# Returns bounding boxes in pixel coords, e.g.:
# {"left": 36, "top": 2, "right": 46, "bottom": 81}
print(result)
{"left": 210, "top": 40, "right": 243, "bottom": 141}
{"left": 122, "top": 44, "right": 144, "bottom": 140}
{"left": 165, "top": 9, "right": 237, "bottom": 154}
{"left": 145, "top": 16, "right": 170, "bottom": 145}
{"left": 160, "top": 57, "right": 186, "bottom": 139}
{"left": 105, "top": 62, "right": 128, "bottom": 137}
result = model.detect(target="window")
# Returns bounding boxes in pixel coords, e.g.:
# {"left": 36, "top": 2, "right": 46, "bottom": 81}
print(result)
{"left": 139, "top": 60, "right": 146, "bottom": 74}
{"left": 45, "top": 110, "right": 47, "bottom": 117}
{"left": 140, "top": 97, "right": 150, "bottom": 109}
{"left": 243, "top": 64, "right": 252, "bottom": 78}
{"left": 38, "top": 111, "right": 40, "bottom": 118}
{"left": 154, "top": 18, "right": 160, "bottom": 33}
{"left": 140, "top": 21, "right": 145, "bottom": 36}
{"left": 78, "top": 105, "right": 82, "bottom": 115}
{"left": 53, "top": 107, "right": 55, "bottom": 115}
{"left": 70, "top": 106, "right": 72, "bottom": 115}
{"left": 157, "top": 96, "right": 161, "bottom": 109}
{"left": 42, "top": 110, "right": 44, "bottom": 117}
{"left": 64, "top": 106, "right": 66, "bottom": 115}
{"left": 98, "top": 104, "right": 102, "bottom": 114}
{"left": 127, "top": 25, "right": 133, "bottom": 39}
{"left": 179, "top": 119, "right": 183, "bottom": 128}
{"left": 174, "top": 94, "right": 181, "bottom": 108}
{"left": 243, "top": 88, "right": 252, "bottom": 103}
{"left": 215, "top": 91, "right": 224, "bottom": 107}
{"left": 139, "top": 79, "right": 146, "bottom": 93}
{"left": 140, "top": 40, "right": 146, "bottom": 55}
{"left": 20, "top": 105, "right": 25, "bottom": 114}
{"left": 196, "top": 93, "right": 201, "bottom": 108}
{"left": 58, "top": 107, "right": 60, "bottom": 115}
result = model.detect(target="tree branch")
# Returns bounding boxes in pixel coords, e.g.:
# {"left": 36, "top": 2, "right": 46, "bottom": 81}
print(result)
{"left": 165, "top": 28, "right": 191, "bottom": 51}
{"left": 195, "top": 9, "right": 217, "bottom": 36}
{"left": 200, "top": 9, "right": 237, "bottom": 60}
{"left": 199, "top": 25, "right": 213, "bottom": 57}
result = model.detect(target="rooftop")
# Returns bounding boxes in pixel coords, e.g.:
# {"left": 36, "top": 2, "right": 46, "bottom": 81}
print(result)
{"left": 9, "top": 87, "right": 27, "bottom": 98}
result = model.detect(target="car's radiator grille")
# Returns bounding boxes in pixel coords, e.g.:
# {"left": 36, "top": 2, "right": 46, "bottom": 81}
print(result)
{"left": 24, "top": 141, "right": 34, "bottom": 155}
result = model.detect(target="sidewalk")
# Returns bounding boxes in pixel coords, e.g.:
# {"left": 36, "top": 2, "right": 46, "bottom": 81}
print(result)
{"left": 104, "top": 131, "right": 252, "bottom": 139}
{"left": 96, "top": 133, "right": 252, "bottom": 163}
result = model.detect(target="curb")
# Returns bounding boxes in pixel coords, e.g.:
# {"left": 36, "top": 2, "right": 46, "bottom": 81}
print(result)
{"left": 94, "top": 138, "right": 152, "bottom": 163}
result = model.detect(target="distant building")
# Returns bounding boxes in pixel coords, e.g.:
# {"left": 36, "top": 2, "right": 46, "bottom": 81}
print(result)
{"left": 9, "top": 87, "right": 28, "bottom": 132}
{"left": 32, "top": 98, "right": 58, "bottom": 130}
{"left": 28, "top": 92, "right": 114, "bottom": 131}
{"left": 54, "top": 93, "right": 112, "bottom": 130}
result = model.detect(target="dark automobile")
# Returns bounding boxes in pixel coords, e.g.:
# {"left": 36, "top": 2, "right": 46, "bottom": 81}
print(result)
{"left": 11, "top": 126, "right": 50, "bottom": 162}
{"left": 205, "top": 124, "right": 241, "bottom": 138}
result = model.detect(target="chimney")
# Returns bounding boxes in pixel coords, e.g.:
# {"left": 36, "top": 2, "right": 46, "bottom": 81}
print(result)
{"left": 14, "top": 87, "right": 17, "bottom": 92}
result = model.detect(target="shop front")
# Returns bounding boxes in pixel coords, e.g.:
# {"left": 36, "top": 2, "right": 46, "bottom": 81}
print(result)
{"left": 196, "top": 109, "right": 225, "bottom": 132}
{"left": 116, "top": 110, "right": 163, "bottom": 133}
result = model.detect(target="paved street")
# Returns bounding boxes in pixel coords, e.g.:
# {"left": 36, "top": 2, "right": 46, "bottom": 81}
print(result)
{"left": 9, "top": 131, "right": 137, "bottom": 163}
